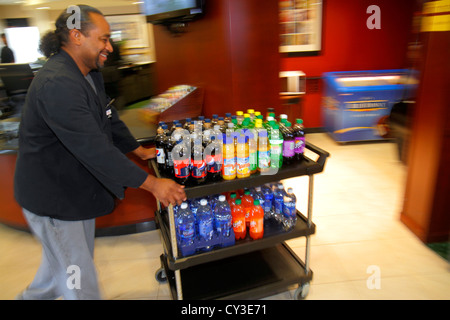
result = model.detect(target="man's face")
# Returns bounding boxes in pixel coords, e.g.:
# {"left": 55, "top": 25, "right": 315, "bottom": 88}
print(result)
{"left": 79, "top": 13, "right": 113, "bottom": 70}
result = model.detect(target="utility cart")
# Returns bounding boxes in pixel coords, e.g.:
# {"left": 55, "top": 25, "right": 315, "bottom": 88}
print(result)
{"left": 150, "top": 141, "right": 329, "bottom": 300}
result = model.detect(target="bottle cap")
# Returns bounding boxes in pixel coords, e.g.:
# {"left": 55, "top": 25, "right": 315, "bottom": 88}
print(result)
{"left": 200, "top": 199, "right": 208, "bottom": 206}
{"left": 230, "top": 193, "right": 236, "bottom": 198}
{"left": 180, "top": 202, "right": 188, "bottom": 209}
{"left": 219, "top": 195, "right": 226, "bottom": 202}
{"left": 235, "top": 199, "right": 242, "bottom": 205}
{"left": 253, "top": 199, "right": 260, "bottom": 206}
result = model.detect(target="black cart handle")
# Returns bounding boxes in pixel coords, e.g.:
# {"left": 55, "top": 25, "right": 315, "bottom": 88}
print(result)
{"left": 305, "top": 141, "right": 330, "bottom": 167}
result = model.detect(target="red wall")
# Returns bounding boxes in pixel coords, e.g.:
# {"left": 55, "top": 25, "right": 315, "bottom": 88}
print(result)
{"left": 282, "top": 0, "right": 416, "bottom": 127}
{"left": 152, "top": 0, "right": 416, "bottom": 128}
{"left": 153, "top": 0, "right": 280, "bottom": 118}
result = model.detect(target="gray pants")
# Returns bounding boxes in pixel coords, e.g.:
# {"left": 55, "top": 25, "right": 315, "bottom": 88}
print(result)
{"left": 19, "top": 208, "right": 101, "bottom": 300}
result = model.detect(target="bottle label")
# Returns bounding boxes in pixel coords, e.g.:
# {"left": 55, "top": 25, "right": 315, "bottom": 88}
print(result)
{"left": 178, "top": 222, "right": 195, "bottom": 239}
{"left": 156, "top": 148, "right": 165, "bottom": 164}
{"left": 174, "top": 159, "right": 190, "bottom": 178}
{"left": 223, "top": 157, "right": 236, "bottom": 176}
{"left": 198, "top": 220, "right": 213, "bottom": 239}
{"left": 236, "top": 155, "right": 250, "bottom": 176}
{"left": 295, "top": 137, "right": 305, "bottom": 154}
{"left": 250, "top": 217, "right": 263, "bottom": 233}
{"left": 206, "top": 155, "right": 222, "bottom": 173}
{"left": 191, "top": 159, "right": 207, "bottom": 178}
{"left": 233, "top": 218, "right": 246, "bottom": 233}
{"left": 258, "top": 150, "right": 270, "bottom": 169}
{"left": 283, "top": 202, "right": 296, "bottom": 219}
{"left": 250, "top": 151, "right": 258, "bottom": 171}
{"left": 283, "top": 140, "right": 295, "bottom": 157}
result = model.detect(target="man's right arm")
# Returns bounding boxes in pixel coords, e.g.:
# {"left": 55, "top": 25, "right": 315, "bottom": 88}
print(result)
{"left": 139, "top": 175, "right": 186, "bottom": 207}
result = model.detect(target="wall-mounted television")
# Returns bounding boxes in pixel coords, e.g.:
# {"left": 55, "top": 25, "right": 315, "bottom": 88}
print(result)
{"left": 140, "top": 0, "right": 205, "bottom": 25}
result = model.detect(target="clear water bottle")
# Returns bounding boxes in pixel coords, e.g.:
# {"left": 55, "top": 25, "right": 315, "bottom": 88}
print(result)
{"left": 273, "top": 183, "right": 287, "bottom": 224}
{"left": 214, "top": 195, "right": 232, "bottom": 238}
{"left": 261, "top": 184, "right": 274, "bottom": 220}
{"left": 176, "top": 202, "right": 196, "bottom": 247}
{"left": 282, "top": 195, "right": 297, "bottom": 231}
{"left": 252, "top": 186, "right": 265, "bottom": 209}
{"left": 196, "top": 198, "right": 214, "bottom": 244}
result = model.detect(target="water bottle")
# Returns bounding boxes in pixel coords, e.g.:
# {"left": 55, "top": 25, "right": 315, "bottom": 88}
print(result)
{"left": 282, "top": 197, "right": 296, "bottom": 231}
{"left": 252, "top": 186, "right": 265, "bottom": 209}
{"left": 196, "top": 199, "right": 214, "bottom": 249}
{"left": 214, "top": 195, "right": 232, "bottom": 238}
{"left": 261, "top": 184, "right": 274, "bottom": 220}
{"left": 283, "top": 187, "right": 297, "bottom": 230}
{"left": 273, "top": 183, "right": 286, "bottom": 224}
{"left": 190, "top": 197, "right": 202, "bottom": 229}
{"left": 176, "top": 202, "right": 196, "bottom": 247}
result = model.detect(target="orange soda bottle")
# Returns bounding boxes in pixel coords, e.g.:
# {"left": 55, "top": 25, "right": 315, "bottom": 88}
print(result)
{"left": 231, "top": 199, "right": 246, "bottom": 240}
{"left": 240, "top": 189, "right": 254, "bottom": 227}
{"left": 249, "top": 199, "right": 264, "bottom": 240}
{"left": 228, "top": 192, "right": 238, "bottom": 208}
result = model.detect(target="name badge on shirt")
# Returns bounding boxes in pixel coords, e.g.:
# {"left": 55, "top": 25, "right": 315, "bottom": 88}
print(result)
{"left": 105, "top": 98, "right": 115, "bottom": 119}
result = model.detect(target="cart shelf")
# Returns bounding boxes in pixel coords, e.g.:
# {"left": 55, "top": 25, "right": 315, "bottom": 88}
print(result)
{"left": 156, "top": 208, "right": 315, "bottom": 270}
{"left": 161, "top": 243, "right": 311, "bottom": 300}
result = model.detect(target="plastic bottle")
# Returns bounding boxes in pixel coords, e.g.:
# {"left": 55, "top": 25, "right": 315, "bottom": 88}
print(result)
{"left": 222, "top": 135, "right": 236, "bottom": 180}
{"left": 236, "top": 111, "right": 244, "bottom": 125}
{"left": 248, "top": 129, "right": 258, "bottom": 174}
{"left": 283, "top": 187, "right": 297, "bottom": 230}
{"left": 257, "top": 130, "right": 271, "bottom": 173}
{"left": 231, "top": 199, "right": 246, "bottom": 240}
{"left": 293, "top": 119, "right": 305, "bottom": 161}
{"left": 228, "top": 192, "right": 238, "bottom": 208}
{"left": 261, "top": 184, "right": 274, "bottom": 220}
{"left": 172, "top": 133, "right": 190, "bottom": 185}
{"left": 190, "top": 197, "right": 202, "bottom": 224}
{"left": 241, "top": 189, "right": 254, "bottom": 227}
{"left": 190, "top": 137, "right": 207, "bottom": 185}
{"left": 236, "top": 135, "right": 250, "bottom": 178}
{"left": 164, "top": 131, "right": 175, "bottom": 177}
{"left": 273, "top": 183, "right": 287, "bottom": 224}
{"left": 282, "top": 121, "right": 295, "bottom": 165}
{"left": 204, "top": 135, "right": 222, "bottom": 182}
{"left": 196, "top": 199, "right": 214, "bottom": 248}
{"left": 249, "top": 199, "right": 264, "bottom": 240}
{"left": 155, "top": 125, "right": 166, "bottom": 173}
{"left": 269, "top": 123, "right": 283, "bottom": 170}
{"left": 252, "top": 186, "right": 265, "bottom": 209}
{"left": 211, "top": 114, "right": 218, "bottom": 126}
{"left": 176, "top": 202, "right": 196, "bottom": 247}
{"left": 224, "top": 112, "right": 232, "bottom": 124}
{"left": 214, "top": 195, "right": 232, "bottom": 238}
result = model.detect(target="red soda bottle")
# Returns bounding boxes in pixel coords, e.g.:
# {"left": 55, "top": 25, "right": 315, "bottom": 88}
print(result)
{"left": 231, "top": 199, "right": 246, "bottom": 240}
{"left": 249, "top": 199, "right": 264, "bottom": 240}
{"left": 240, "top": 189, "right": 254, "bottom": 227}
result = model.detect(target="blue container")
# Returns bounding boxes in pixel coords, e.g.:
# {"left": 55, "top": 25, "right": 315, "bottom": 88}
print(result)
{"left": 322, "top": 69, "right": 418, "bottom": 142}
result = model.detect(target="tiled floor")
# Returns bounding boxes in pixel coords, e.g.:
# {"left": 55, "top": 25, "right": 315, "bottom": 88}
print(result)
{"left": 0, "top": 133, "right": 448, "bottom": 300}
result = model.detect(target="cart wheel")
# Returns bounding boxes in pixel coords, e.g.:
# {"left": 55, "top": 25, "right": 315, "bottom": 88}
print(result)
{"left": 294, "top": 282, "right": 310, "bottom": 300}
{"left": 155, "top": 268, "right": 167, "bottom": 283}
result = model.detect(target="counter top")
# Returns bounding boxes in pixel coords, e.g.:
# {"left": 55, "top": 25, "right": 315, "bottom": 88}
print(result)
{"left": 0, "top": 107, "right": 157, "bottom": 152}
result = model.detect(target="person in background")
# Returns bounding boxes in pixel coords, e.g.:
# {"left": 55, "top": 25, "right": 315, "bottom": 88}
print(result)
{"left": 1, "top": 33, "right": 15, "bottom": 63}
{"left": 14, "top": 5, "right": 186, "bottom": 300}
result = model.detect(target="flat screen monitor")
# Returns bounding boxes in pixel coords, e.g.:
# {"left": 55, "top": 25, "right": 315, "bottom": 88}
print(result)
{"left": 140, "top": 0, "right": 204, "bottom": 24}
{"left": 0, "top": 63, "right": 34, "bottom": 96}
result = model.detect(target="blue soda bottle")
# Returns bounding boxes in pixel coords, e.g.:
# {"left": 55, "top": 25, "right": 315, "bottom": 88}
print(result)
{"left": 214, "top": 195, "right": 232, "bottom": 238}
{"left": 273, "top": 183, "right": 287, "bottom": 224}
{"left": 196, "top": 198, "right": 214, "bottom": 248}
{"left": 176, "top": 202, "right": 196, "bottom": 247}
{"left": 261, "top": 184, "right": 274, "bottom": 220}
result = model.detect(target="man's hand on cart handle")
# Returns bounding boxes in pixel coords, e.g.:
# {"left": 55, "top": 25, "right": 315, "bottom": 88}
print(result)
{"left": 139, "top": 174, "right": 186, "bottom": 207}
{"left": 132, "top": 145, "right": 156, "bottom": 161}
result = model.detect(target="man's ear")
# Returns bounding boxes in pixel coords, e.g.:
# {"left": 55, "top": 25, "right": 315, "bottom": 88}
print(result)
{"left": 68, "top": 29, "right": 83, "bottom": 45}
